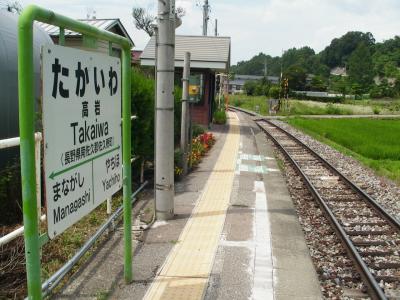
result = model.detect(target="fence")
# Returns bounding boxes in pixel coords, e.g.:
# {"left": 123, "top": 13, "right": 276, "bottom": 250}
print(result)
{"left": 0, "top": 133, "right": 43, "bottom": 247}
{"left": 0, "top": 127, "right": 144, "bottom": 298}
{"left": 0, "top": 116, "right": 137, "bottom": 246}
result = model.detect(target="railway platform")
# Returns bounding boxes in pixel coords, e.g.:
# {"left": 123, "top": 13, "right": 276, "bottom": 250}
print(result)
{"left": 55, "top": 111, "right": 322, "bottom": 300}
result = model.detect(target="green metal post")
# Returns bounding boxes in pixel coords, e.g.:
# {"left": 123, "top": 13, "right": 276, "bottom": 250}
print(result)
{"left": 122, "top": 48, "right": 132, "bottom": 283}
{"left": 109, "top": 41, "right": 113, "bottom": 56}
{"left": 17, "top": 5, "right": 133, "bottom": 298}
{"left": 18, "top": 7, "right": 42, "bottom": 300}
{"left": 59, "top": 27, "right": 65, "bottom": 45}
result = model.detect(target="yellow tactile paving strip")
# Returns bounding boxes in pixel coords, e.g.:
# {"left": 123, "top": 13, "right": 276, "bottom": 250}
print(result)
{"left": 143, "top": 112, "right": 240, "bottom": 300}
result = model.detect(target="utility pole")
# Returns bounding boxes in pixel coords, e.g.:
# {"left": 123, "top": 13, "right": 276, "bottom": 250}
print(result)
{"left": 155, "top": 0, "right": 176, "bottom": 220}
{"left": 264, "top": 57, "right": 268, "bottom": 77}
{"left": 202, "top": 0, "right": 210, "bottom": 36}
{"left": 214, "top": 19, "right": 218, "bottom": 36}
{"left": 180, "top": 52, "right": 190, "bottom": 176}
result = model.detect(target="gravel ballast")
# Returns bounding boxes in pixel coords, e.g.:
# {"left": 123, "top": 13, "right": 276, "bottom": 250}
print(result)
{"left": 273, "top": 120, "right": 400, "bottom": 222}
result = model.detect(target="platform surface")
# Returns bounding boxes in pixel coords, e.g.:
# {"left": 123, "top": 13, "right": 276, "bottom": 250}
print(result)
{"left": 55, "top": 111, "right": 322, "bottom": 300}
{"left": 143, "top": 112, "right": 240, "bottom": 300}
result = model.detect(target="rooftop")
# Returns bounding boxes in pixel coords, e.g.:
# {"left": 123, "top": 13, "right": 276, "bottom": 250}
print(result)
{"left": 37, "top": 18, "right": 134, "bottom": 47}
{"left": 141, "top": 35, "right": 231, "bottom": 71}
{"left": 230, "top": 75, "right": 280, "bottom": 85}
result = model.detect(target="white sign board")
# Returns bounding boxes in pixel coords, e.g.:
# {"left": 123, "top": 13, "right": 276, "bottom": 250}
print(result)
{"left": 42, "top": 44, "right": 122, "bottom": 239}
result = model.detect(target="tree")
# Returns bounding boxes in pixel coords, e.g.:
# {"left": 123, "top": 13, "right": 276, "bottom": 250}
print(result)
{"left": 320, "top": 31, "right": 375, "bottom": 68}
{"left": 309, "top": 75, "right": 327, "bottom": 91}
{"left": 0, "top": 0, "right": 22, "bottom": 13}
{"left": 231, "top": 53, "right": 282, "bottom": 76}
{"left": 284, "top": 65, "right": 307, "bottom": 91}
{"left": 132, "top": 7, "right": 156, "bottom": 36}
{"left": 243, "top": 80, "right": 258, "bottom": 96}
{"left": 132, "top": 6, "right": 185, "bottom": 37}
{"left": 269, "top": 86, "right": 280, "bottom": 98}
{"left": 351, "top": 83, "right": 364, "bottom": 99}
{"left": 282, "top": 46, "right": 315, "bottom": 73}
{"left": 348, "top": 43, "right": 374, "bottom": 91}
{"left": 330, "top": 76, "right": 350, "bottom": 97}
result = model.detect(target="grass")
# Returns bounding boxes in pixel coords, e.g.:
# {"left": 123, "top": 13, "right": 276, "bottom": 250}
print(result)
{"left": 96, "top": 290, "right": 111, "bottom": 300}
{"left": 344, "top": 98, "right": 400, "bottom": 113}
{"left": 40, "top": 194, "right": 124, "bottom": 293}
{"left": 282, "top": 101, "right": 353, "bottom": 115}
{"left": 213, "top": 109, "right": 227, "bottom": 124}
{"left": 287, "top": 118, "right": 400, "bottom": 182}
{"left": 230, "top": 95, "right": 353, "bottom": 116}
{"left": 1, "top": 195, "right": 124, "bottom": 299}
{"left": 230, "top": 94, "right": 400, "bottom": 116}
{"left": 275, "top": 156, "right": 285, "bottom": 172}
{"left": 230, "top": 95, "right": 269, "bottom": 115}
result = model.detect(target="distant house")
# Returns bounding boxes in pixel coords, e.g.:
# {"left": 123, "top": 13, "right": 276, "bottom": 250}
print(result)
{"left": 229, "top": 74, "right": 279, "bottom": 94}
{"left": 330, "top": 67, "right": 347, "bottom": 76}
{"left": 38, "top": 18, "right": 134, "bottom": 57}
{"left": 141, "top": 35, "right": 231, "bottom": 126}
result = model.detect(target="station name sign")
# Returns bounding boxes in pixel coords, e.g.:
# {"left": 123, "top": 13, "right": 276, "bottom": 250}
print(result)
{"left": 42, "top": 45, "right": 122, "bottom": 238}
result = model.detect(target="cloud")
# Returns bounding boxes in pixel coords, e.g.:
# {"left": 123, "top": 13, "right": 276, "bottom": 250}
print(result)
{"left": 19, "top": 0, "right": 400, "bottom": 64}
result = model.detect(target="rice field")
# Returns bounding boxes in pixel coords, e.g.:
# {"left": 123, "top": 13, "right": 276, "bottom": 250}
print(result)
{"left": 287, "top": 118, "right": 400, "bottom": 182}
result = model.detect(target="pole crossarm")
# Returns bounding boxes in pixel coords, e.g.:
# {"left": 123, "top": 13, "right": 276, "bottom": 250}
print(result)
{"left": 18, "top": 5, "right": 132, "bottom": 299}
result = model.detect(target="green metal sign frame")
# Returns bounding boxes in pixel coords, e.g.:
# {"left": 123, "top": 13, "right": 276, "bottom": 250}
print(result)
{"left": 18, "top": 5, "right": 132, "bottom": 299}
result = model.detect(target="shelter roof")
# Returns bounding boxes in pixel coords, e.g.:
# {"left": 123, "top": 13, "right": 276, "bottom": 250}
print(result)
{"left": 141, "top": 35, "right": 231, "bottom": 71}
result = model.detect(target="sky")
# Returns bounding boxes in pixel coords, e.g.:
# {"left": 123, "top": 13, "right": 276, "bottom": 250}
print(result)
{"left": 19, "top": 0, "right": 400, "bottom": 64}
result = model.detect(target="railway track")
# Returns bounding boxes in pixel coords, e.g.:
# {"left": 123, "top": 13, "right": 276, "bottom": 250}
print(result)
{"left": 230, "top": 107, "right": 400, "bottom": 299}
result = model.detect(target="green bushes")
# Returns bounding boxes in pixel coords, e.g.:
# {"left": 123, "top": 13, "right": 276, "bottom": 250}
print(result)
{"left": 231, "top": 97, "right": 244, "bottom": 107}
{"left": 213, "top": 110, "right": 227, "bottom": 124}
{"left": 130, "top": 67, "right": 182, "bottom": 181}
{"left": 192, "top": 124, "right": 205, "bottom": 137}
{"left": 373, "top": 106, "right": 381, "bottom": 114}
{"left": 269, "top": 86, "right": 280, "bottom": 98}
{"left": 0, "top": 159, "right": 22, "bottom": 225}
{"left": 325, "top": 103, "right": 352, "bottom": 115}
{"left": 131, "top": 68, "right": 155, "bottom": 165}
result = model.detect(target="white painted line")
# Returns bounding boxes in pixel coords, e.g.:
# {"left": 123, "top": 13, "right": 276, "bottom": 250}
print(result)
{"left": 220, "top": 240, "right": 255, "bottom": 248}
{"left": 265, "top": 167, "right": 279, "bottom": 172}
{"left": 252, "top": 181, "right": 265, "bottom": 193}
{"left": 239, "top": 153, "right": 274, "bottom": 161}
{"left": 252, "top": 180, "right": 274, "bottom": 300}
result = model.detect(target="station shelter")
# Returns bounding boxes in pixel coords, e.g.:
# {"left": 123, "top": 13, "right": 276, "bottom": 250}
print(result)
{"left": 141, "top": 35, "right": 231, "bottom": 126}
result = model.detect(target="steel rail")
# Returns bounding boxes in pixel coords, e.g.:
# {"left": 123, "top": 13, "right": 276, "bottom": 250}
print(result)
{"left": 229, "top": 106, "right": 400, "bottom": 230}
{"left": 262, "top": 118, "right": 400, "bottom": 231}
{"left": 256, "top": 121, "right": 387, "bottom": 299}
{"left": 229, "top": 107, "right": 392, "bottom": 299}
